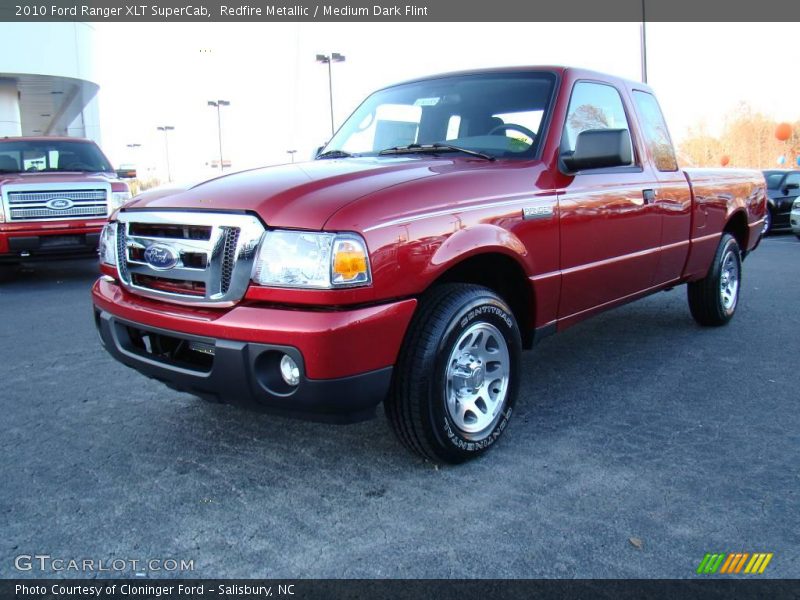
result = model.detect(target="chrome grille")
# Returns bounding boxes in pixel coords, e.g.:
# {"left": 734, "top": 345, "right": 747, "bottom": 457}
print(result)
{"left": 220, "top": 227, "right": 240, "bottom": 294}
{"left": 6, "top": 188, "right": 108, "bottom": 221}
{"left": 115, "top": 211, "right": 264, "bottom": 307}
{"left": 115, "top": 222, "right": 129, "bottom": 282}
{"left": 9, "top": 190, "right": 106, "bottom": 202}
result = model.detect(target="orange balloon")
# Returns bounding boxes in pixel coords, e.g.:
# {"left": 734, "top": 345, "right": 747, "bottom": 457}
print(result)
{"left": 720, "top": 155, "right": 730, "bottom": 167}
{"left": 775, "top": 122, "right": 792, "bottom": 141}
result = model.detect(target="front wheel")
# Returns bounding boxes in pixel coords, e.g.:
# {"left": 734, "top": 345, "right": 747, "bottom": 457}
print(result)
{"left": 687, "top": 233, "right": 742, "bottom": 326}
{"left": 385, "top": 283, "right": 521, "bottom": 464}
{"left": 762, "top": 209, "right": 772, "bottom": 236}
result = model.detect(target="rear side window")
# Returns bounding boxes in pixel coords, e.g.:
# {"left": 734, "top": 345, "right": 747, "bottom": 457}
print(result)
{"left": 784, "top": 172, "right": 800, "bottom": 187}
{"left": 633, "top": 90, "right": 678, "bottom": 172}
{"left": 562, "top": 81, "right": 633, "bottom": 166}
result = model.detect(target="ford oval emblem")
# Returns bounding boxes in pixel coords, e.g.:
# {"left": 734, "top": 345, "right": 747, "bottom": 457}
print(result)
{"left": 45, "top": 198, "right": 74, "bottom": 210}
{"left": 143, "top": 244, "right": 179, "bottom": 270}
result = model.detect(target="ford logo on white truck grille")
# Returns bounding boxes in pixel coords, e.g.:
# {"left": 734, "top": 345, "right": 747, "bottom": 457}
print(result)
{"left": 45, "top": 198, "right": 75, "bottom": 210}
{"left": 143, "top": 244, "right": 179, "bottom": 270}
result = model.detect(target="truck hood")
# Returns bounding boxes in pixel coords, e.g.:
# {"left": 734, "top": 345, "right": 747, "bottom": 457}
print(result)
{"left": 123, "top": 158, "right": 447, "bottom": 230}
{"left": 0, "top": 172, "right": 120, "bottom": 186}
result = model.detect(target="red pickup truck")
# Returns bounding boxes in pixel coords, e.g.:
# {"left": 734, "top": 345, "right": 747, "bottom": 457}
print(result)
{"left": 92, "top": 67, "right": 766, "bottom": 463}
{"left": 0, "top": 137, "right": 131, "bottom": 263}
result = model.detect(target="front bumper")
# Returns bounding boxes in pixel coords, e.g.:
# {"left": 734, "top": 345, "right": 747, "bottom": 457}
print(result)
{"left": 92, "top": 278, "right": 417, "bottom": 422}
{"left": 0, "top": 223, "right": 103, "bottom": 261}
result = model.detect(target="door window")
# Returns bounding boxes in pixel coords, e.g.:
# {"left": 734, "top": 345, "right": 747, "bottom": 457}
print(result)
{"left": 784, "top": 172, "right": 800, "bottom": 187}
{"left": 562, "top": 81, "right": 633, "bottom": 166}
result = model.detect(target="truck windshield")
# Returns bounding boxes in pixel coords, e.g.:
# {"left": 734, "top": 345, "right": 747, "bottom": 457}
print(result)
{"left": 0, "top": 140, "right": 113, "bottom": 174}
{"left": 321, "top": 71, "right": 557, "bottom": 160}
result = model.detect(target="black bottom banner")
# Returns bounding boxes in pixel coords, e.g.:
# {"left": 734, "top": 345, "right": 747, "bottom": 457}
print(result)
{"left": 3, "top": 579, "right": 800, "bottom": 600}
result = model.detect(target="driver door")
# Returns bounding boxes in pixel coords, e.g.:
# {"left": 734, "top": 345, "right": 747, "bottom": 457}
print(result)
{"left": 557, "top": 81, "right": 662, "bottom": 321}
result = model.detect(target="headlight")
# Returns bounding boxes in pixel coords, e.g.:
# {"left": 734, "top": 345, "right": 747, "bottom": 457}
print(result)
{"left": 109, "top": 191, "right": 132, "bottom": 212}
{"left": 252, "top": 230, "right": 371, "bottom": 289}
{"left": 99, "top": 222, "right": 117, "bottom": 266}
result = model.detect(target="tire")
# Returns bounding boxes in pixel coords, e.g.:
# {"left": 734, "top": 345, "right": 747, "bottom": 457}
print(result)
{"left": 385, "top": 283, "right": 522, "bottom": 464}
{"left": 762, "top": 209, "right": 772, "bottom": 236}
{"left": 687, "top": 233, "right": 742, "bottom": 326}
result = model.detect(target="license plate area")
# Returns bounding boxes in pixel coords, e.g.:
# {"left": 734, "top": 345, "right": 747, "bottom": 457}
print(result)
{"left": 40, "top": 235, "right": 83, "bottom": 248}
{"left": 123, "top": 325, "right": 214, "bottom": 373}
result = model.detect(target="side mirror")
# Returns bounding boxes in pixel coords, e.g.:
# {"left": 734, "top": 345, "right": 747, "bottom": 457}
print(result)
{"left": 783, "top": 182, "right": 799, "bottom": 193}
{"left": 116, "top": 168, "right": 137, "bottom": 179}
{"left": 561, "top": 129, "right": 632, "bottom": 174}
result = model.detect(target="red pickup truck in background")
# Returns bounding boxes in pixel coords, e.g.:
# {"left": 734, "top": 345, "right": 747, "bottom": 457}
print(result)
{"left": 0, "top": 137, "right": 132, "bottom": 263}
{"left": 92, "top": 67, "right": 766, "bottom": 463}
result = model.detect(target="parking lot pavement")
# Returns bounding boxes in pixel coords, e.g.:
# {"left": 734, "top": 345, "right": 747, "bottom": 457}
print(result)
{"left": 1, "top": 236, "right": 798, "bottom": 579}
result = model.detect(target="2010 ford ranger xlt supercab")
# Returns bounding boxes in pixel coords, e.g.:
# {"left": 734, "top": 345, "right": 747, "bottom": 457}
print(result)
{"left": 0, "top": 137, "right": 132, "bottom": 263}
{"left": 92, "top": 67, "right": 766, "bottom": 463}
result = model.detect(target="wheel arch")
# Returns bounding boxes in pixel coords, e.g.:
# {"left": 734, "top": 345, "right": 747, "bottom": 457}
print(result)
{"left": 426, "top": 233, "right": 535, "bottom": 349}
{"left": 724, "top": 209, "right": 749, "bottom": 253}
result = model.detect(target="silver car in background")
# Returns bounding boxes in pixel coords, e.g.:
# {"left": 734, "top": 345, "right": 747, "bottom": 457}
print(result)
{"left": 792, "top": 198, "right": 800, "bottom": 239}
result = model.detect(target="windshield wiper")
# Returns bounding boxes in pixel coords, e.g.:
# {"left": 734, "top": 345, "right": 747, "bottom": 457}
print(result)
{"left": 316, "top": 149, "right": 354, "bottom": 159}
{"left": 379, "top": 143, "right": 495, "bottom": 161}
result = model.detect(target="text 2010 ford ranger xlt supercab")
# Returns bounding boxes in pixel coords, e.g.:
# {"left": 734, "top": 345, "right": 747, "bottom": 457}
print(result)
{"left": 1, "top": 137, "right": 132, "bottom": 263}
{"left": 93, "top": 67, "right": 766, "bottom": 463}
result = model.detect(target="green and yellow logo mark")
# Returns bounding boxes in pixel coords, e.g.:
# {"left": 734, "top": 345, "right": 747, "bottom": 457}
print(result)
{"left": 696, "top": 552, "right": 773, "bottom": 575}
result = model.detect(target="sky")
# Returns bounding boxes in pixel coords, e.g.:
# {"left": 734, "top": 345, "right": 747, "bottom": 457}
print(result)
{"left": 92, "top": 22, "right": 799, "bottom": 183}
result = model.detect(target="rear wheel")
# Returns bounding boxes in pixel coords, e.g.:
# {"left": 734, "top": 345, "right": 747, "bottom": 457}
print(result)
{"left": 385, "top": 283, "right": 521, "bottom": 464}
{"left": 687, "top": 233, "right": 741, "bottom": 326}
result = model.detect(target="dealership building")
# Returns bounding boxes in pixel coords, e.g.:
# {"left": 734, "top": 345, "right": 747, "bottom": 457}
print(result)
{"left": 0, "top": 23, "right": 101, "bottom": 141}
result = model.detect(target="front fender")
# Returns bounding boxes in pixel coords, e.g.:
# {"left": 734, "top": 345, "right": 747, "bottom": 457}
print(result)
{"left": 430, "top": 224, "right": 528, "bottom": 270}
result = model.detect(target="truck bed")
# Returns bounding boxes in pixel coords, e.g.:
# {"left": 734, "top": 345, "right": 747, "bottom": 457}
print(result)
{"left": 682, "top": 168, "right": 767, "bottom": 279}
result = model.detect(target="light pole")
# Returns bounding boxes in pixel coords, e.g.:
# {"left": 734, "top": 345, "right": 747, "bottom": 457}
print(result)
{"left": 286, "top": 149, "right": 297, "bottom": 163}
{"left": 208, "top": 100, "right": 230, "bottom": 172}
{"left": 156, "top": 126, "right": 174, "bottom": 182}
{"left": 315, "top": 52, "right": 345, "bottom": 137}
{"left": 640, "top": 0, "right": 648, "bottom": 83}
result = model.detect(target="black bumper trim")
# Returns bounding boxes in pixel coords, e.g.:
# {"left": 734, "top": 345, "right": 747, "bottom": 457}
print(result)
{"left": 94, "top": 310, "right": 392, "bottom": 423}
{"left": 3, "top": 233, "right": 100, "bottom": 260}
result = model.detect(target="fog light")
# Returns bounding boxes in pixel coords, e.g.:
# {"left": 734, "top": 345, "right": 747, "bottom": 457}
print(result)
{"left": 280, "top": 354, "right": 300, "bottom": 386}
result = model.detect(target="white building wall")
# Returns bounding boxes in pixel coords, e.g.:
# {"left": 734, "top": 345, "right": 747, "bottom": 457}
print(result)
{"left": 0, "top": 23, "right": 98, "bottom": 83}
{"left": 0, "top": 22, "right": 101, "bottom": 142}
{"left": 0, "top": 80, "right": 22, "bottom": 136}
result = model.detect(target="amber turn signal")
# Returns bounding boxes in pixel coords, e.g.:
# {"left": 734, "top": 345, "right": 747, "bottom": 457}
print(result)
{"left": 332, "top": 238, "right": 370, "bottom": 285}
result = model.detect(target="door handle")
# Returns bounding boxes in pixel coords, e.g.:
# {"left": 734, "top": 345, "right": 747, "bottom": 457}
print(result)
{"left": 643, "top": 189, "right": 657, "bottom": 204}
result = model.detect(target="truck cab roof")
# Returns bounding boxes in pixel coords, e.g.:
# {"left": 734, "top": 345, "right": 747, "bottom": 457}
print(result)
{"left": 0, "top": 136, "right": 98, "bottom": 144}
{"left": 390, "top": 66, "right": 654, "bottom": 95}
